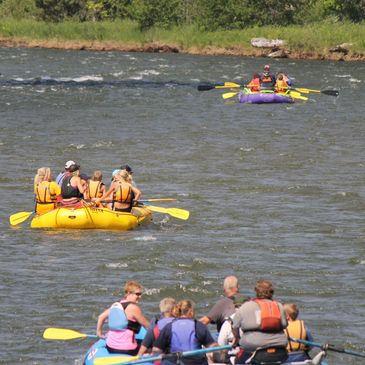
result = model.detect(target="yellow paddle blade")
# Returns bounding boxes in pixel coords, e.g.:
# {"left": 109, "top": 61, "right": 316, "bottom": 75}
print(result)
{"left": 94, "top": 356, "right": 139, "bottom": 365}
{"left": 9, "top": 211, "right": 33, "bottom": 226}
{"left": 222, "top": 92, "right": 239, "bottom": 99}
{"left": 145, "top": 205, "right": 190, "bottom": 220}
{"left": 143, "top": 198, "right": 177, "bottom": 202}
{"left": 224, "top": 82, "right": 241, "bottom": 88}
{"left": 43, "top": 328, "right": 88, "bottom": 340}
{"left": 289, "top": 91, "right": 308, "bottom": 101}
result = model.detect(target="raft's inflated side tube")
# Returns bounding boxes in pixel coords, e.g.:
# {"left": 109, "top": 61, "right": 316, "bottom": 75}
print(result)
{"left": 239, "top": 92, "right": 293, "bottom": 104}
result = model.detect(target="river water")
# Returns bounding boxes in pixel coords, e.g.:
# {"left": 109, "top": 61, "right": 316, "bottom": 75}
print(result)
{"left": 0, "top": 47, "right": 364, "bottom": 365}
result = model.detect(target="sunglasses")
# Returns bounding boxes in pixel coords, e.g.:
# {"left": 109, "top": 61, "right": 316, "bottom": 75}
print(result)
{"left": 133, "top": 292, "right": 142, "bottom": 296}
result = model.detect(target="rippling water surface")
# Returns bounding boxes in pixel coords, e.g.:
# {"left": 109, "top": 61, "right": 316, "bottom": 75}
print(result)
{"left": 0, "top": 47, "right": 364, "bottom": 365}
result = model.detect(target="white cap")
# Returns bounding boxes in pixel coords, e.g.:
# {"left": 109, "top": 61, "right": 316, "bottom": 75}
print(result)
{"left": 65, "top": 160, "right": 76, "bottom": 169}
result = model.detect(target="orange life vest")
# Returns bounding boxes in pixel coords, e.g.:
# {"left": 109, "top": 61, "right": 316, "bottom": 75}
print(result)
{"left": 254, "top": 299, "right": 283, "bottom": 332}
{"left": 285, "top": 320, "right": 307, "bottom": 351}
{"left": 113, "top": 182, "right": 133, "bottom": 204}
{"left": 248, "top": 78, "right": 260, "bottom": 92}
{"left": 88, "top": 180, "right": 104, "bottom": 199}
{"left": 34, "top": 181, "right": 59, "bottom": 204}
{"left": 261, "top": 73, "right": 274, "bottom": 84}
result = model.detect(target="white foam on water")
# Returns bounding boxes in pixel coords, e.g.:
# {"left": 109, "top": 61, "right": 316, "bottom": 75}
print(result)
{"left": 134, "top": 235, "right": 157, "bottom": 241}
{"left": 349, "top": 78, "right": 361, "bottom": 83}
{"left": 106, "top": 262, "right": 128, "bottom": 269}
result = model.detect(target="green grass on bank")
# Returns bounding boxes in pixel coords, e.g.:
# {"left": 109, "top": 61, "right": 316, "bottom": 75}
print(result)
{"left": 0, "top": 18, "right": 364, "bottom": 54}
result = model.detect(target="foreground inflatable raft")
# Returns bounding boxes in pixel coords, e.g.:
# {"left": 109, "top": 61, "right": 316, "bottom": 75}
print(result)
{"left": 30, "top": 206, "right": 152, "bottom": 230}
{"left": 238, "top": 90, "right": 294, "bottom": 104}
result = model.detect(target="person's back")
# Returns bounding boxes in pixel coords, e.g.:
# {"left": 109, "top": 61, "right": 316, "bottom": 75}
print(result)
{"left": 284, "top": 303, "right": 313, "bottom": 362}
{"left": 56, "top": 160, "right": 75, "bottom": 187}
{"left": 233, "top": 280, "right": 288, "bottom": 364}
{"left": 87, "top": 170, "right": 105, "bottom": 199}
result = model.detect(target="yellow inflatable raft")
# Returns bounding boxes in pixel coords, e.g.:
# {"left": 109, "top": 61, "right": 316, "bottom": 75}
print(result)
{"left": 30, "top": 206, "right": 152, "bottom": 230}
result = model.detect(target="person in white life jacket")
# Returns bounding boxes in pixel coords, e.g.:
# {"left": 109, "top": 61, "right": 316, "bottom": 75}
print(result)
{"left": 232, "top": 280, "right": 288, "bottom": 364}
{"left": 284, "top": 303, "right": 314, "bottom": 362}
{"left": 152, "top": 299, "right": 218, "bottom": 365}
{"left": 96, "top": 280, "right": 150, "bottom": 355}
{"left": 137, "top": 297, "right": 176, "bottom": 356}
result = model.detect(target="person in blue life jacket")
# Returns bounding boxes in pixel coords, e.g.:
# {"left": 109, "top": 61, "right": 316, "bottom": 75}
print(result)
{"left": 260, "top": 65, "right": 276, "bottom": 89}
{"left": 284, "top": 303, "right": 314, "bottom": 362}
{"left": 56, "top": 160, "right": 76, "bottom": 186}
{"left": 152, "top": 299, "right": 219, "bottom": 365}
{"left": 137, "top": 297, "right": 176, "bottom": 356}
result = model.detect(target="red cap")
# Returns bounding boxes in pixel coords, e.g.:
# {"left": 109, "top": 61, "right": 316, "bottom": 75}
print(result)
{"left": 264, "top": 64, "right": 270, "bottom": 70}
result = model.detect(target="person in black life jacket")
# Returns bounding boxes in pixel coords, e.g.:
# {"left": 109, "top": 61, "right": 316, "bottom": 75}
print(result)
{"left": 199, "top": 275, "right": 240, "bottom": 332}
{"left": 60, "top": 164, "right": 87, "bottom": 206}
{"left": 260, "top": 65, "right": 276, "bottom": 89}
{"left": 137, "top": 297, "right": 176, "bottom": 356}
{"left": 284, "top": 303, "right": 314, "bottom": 362}
{"left": 232, "top": 280, "right": 288, "bottom": 364}
{"left": 152, "top": 299, "right": 219, "bottom": 365}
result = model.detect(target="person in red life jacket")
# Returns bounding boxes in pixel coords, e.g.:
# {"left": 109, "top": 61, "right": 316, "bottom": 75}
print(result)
{"left": 232, "top": 280, "right": 288, "bottom": 364}
{"left": 275, "top": 73, "right": 289, "bottom": 93}
{"left": 284, "top": 303, "right": 314, "bottom": 362}
{"left": 199, "top": 276, "right": 240, "bottom": 332}
{"left": 96, "top": 280, "right": 150, "bottom": 355}
{"left": 247, "top": 73, "right": 261, "bottom": 92}
{"left": 34, "top": 167, "right": 61, "bottom": 215}
{"left": 152, "top": 299, "right": 219, "bottom": 365}
{"left": 260, "top": 64, "right": 276, "bottom": 89}
{"left": 137, "top": 297, "right": 176, "bottom": 356}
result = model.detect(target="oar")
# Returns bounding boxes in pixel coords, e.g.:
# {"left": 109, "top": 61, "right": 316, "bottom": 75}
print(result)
{"left": 198, "top": 82, "right": 241, "bottom": 91}
{"left": 144, "top": 205, "right": 190, "bottom": 220}
{"left": 135, "top": 198, "right": 177, "bottom": 203}
{"left": 95, "top": 344, "right": 231, "bottom": 365}
{"left": 288, "top": 91, "right": 308, "bottom": 101}
{"left": 222, "top": 91, "right": 239, "bottom": 99}
{"left": 290, "top": 337, "right": 365, "bottom": 359}
{"left": 43, "top": 327, "right": 98, "bottom": 340}
{"left": 9, "top": 211, "right": 33, "bottom": 226}
{"left": 294, "top": 88, "right": 339, "bottom": 96}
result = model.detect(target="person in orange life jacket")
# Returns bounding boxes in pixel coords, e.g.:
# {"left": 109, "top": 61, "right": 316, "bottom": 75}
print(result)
{"left": 95, "top": 169, "right": 141, "bottom": 212}
{"left": 60, "top": 164, "right": 87, "bottom": 205}
{"left": 284, "top": 303, "right": 314, "bottom": 362}
{"left": 232, "top": 280, "right": 288, "bottom": 364}
{"left": 137, "top": 297, "right": 176, "bottom": 356}
{"left": 56, "top": 160, "right": 76, "bottom": 187}
{"left": 277, "top": 71, "right": 292, "bottom": 86}
{"left": 34, "top": 167, "right": 61, "bottom": 215}
{"left": 152, "top": 299, "right": 218, "bottom": 365}
{"left": 199, "top": 275, "right": 240, "bottom": 332}
{"left": 260, "top": 64, "right": 276, "bottom": 88}
{"left": 96, "top": 280, "right": 150, "bottom": 355}
{"left": 275, "top": 73, "right": 289, "bottom": 93}
{"left": 85, "top": 170, "right": 105, "bottom": 201}
{"left": 248, "top": 73, "right": 261, "bottom": 92}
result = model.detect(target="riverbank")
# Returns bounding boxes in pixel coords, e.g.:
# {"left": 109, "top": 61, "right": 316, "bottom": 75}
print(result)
{"left": 1, "top": 19, "right": 364, "bottom": 61}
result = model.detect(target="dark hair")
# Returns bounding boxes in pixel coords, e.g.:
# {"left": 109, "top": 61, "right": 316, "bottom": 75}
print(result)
{"left": 255, "top": 280, "right": 274, "bottom": 299}
{"left": 68, "top": 164, "right": 80, "bottom": 173}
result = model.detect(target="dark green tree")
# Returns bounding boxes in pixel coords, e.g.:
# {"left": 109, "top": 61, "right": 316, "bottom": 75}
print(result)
{"left": 35, "top": 0, "right": 85, "bottom": 21}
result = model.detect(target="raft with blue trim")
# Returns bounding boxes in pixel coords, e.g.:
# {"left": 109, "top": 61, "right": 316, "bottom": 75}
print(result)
{"left": 30, "top": 206, "right": 152, "bottom": 230}
{"left": 238, "top": 89, "right": 294, "bottom": 104}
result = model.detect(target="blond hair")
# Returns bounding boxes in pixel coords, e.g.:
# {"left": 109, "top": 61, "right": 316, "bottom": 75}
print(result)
{"left": 34, "top": 167, "right": 52, "bottom": 185}
{"left": 92, "top": 170, "right": 103, "bottom": 181}
{"left": 124, "top": 281, "right": 143, "bottom": 295}
{"left": 159, "top": 297, "right": 176, "bottom": 314}
{"left": 119, "top": 169, "right": 132, "bottom": 183}
{"left": 172, "top": 299, "right": 195, "bottom": 318}
{"left": 284, "top": 303, "right": 299, "bottom": 320}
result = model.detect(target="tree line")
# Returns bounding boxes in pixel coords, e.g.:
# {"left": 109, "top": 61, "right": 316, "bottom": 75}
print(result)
{"left": 0, "top": 0, "right": 364, "bottom": 30}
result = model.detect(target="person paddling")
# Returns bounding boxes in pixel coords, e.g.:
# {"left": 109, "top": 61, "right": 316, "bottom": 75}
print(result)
{"left": 260, "top": 65, "right": 276, "bottom": 89}
{"left": 96, "top": 280, "right": 150, "bottom": 355}
{"left": 34, "top": 167, "right": 61, "bottom": 215}
{"left": 152, "top": 299, "right": 219, "bottom": 365}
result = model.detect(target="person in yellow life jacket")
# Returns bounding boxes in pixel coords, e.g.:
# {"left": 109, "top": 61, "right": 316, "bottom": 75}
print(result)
{"left": 86, "top": 170, "right": 106, "bottom": 203}
{"left": 275, "top": 73, "right": 289, "bottom": 93}
{"left": 95, "top": 169, "right": 141, "bottom": 212}
{"left": 232, "top": 280, "right": 288, "bottom": 365}
{"left": 260, "top": 64, "right": 276, "bottom": 89}
{"left": 247, "top": 73, "right": 261, "bottom": 92}
{"left": 284, "top": 303, "right": 314, "bottom": 362}
{"left": 34, "top": 167, "right": 61, "bottom": 215}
